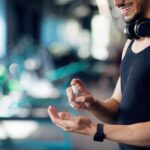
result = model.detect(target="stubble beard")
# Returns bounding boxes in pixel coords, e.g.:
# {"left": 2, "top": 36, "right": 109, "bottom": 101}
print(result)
{"left": 123, "top": 12, "right": 141, "bottom": 23}
{"left": 123, "top": 1, "right": 147, "bottom": 23}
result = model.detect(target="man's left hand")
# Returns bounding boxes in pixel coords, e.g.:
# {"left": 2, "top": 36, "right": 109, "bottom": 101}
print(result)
{"left": 47, "top": 106, "right": 96, "bottom": 136}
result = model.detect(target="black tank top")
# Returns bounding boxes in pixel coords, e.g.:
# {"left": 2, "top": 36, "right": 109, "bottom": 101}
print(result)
{"left": 117, "top": 41, "right": 150, "bottom": 150}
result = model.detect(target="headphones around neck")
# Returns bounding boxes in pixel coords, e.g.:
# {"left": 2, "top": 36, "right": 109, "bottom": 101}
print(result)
{"left": 124, "top": 18, "right": 150, "bottom": 40}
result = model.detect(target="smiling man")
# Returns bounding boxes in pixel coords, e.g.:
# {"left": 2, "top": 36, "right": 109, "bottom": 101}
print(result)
{"left": 48, "top": 0, "right": 150, "bottom": 150}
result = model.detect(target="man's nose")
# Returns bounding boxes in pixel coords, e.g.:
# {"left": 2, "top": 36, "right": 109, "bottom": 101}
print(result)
{"left": 114, "top": 0, "right": 125, "bottom": 7}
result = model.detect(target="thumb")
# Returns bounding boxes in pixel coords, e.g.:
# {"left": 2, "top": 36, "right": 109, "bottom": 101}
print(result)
{"left": 71, "top": 79, "right": 90, "bottom": 95}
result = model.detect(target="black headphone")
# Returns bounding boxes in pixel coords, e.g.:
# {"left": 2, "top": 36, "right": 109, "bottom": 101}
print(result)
{"left": 124, "top": 18, "right": 150, "bottom": 39}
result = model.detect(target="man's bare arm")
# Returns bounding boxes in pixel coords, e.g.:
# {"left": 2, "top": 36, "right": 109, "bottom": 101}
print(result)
{"left": 48, "top": 107, "right": 150, "bottom": 147}
{"left": 104, "top": 122, "right": 150, "bottom": 147}
{"left": 88, "top": 77, "right": 121, "bottom": 123}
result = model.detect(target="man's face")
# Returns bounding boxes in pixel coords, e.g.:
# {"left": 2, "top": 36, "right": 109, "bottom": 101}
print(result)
{"left": 114, "top": 0, "right": 145, "bottom": 23}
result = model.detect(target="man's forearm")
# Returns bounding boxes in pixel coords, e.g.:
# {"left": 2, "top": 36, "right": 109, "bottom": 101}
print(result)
{"left": 104, "top": 122, "right": 150, "bottom": 147}
{"left": 88, "top": 98, "right": 119, "bottom": 123}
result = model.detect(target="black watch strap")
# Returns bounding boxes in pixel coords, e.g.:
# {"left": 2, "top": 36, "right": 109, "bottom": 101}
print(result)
{"left": 93, "top": 123, "right": 105, "bottom": 142}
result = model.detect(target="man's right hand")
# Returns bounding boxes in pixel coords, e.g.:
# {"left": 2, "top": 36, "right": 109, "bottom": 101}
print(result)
{"left": 66, "top": 78, "right": 96, "bottom": 111}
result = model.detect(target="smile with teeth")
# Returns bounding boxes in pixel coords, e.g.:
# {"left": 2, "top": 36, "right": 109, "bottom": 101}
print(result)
{"left": 121, "top": 3, "right": 133, "bottom": 15}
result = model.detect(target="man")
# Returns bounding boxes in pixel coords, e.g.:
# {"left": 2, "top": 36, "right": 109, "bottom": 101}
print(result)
{"left": 48, "top": 0, "right": 150, "bottom": 150}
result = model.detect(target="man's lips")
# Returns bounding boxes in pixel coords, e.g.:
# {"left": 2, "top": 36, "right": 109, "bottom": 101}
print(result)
{"left": 120, "top": 2, "right": 133, "bottom": 16}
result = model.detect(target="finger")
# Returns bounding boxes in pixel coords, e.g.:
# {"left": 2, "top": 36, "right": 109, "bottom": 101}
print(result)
{"left": 47, "top": 107, "right": 65, "bottom": 128}
{"left": 58, "top": 112, "right": 75, "bottom": 120}
{"left": 48, "top": 106, "right": 74, "bottom": 128}
{"left": 70, "top": 101, "right": 83, "bottom": 110}
{"left": 71, "top": 78, "right": 86, "bottom": 86}
{"left": 47, "top": 106, "right": 60, "bottom": 121}
{"left": 70, "top": 78, "right": 80, "bottom": 85}
{"left": 76, "top": 95, "right": 92, "bottom": 103}
{"left": 66, "top": 87, "right": 83, "bottom": 109}
{"left": 71, "top": 78, "right": 86, "bottom": 90}
{"left": 66, "top": 87, "right": 76, "bottom": 102}
{"left": 75, "top": 83, "right": 90, "bottom": 95}
{"left": 71, "top": 79, "right": 89, "bottom": 95}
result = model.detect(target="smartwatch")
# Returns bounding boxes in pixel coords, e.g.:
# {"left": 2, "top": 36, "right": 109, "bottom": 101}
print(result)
{"left": 93, "top": 123, "right": 105, "bottom": 142}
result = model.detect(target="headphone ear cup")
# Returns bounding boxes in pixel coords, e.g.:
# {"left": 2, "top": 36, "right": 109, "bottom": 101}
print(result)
{"left": 124, "top": 23, "right": 139, "bottom": 39}
{"left": 134, "top": 19, "right": 150, "bottom": 37}
{"left": 124, "top": 25, "right": 131, "bottom": 39}
{"left": 124, "top": 18, "right": 150, "bottom": 39}
{"left": 134, "top": 19, "right": 142, "bottom": 37}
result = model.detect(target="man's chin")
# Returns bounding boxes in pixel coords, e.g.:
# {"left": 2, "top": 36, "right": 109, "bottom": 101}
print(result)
{"left": 123, "top": 13, "right": 142, "bottom": 24}
{"left": 124, "top": 18, "right": 132, "bottom": 23}
{"left": 123, "top": 16, "right": 136, "bottom": 23}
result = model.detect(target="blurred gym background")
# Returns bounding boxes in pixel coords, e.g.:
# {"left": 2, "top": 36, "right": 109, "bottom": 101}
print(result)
{"left": 0, "top": 0, "right": 126, "bottom": 149}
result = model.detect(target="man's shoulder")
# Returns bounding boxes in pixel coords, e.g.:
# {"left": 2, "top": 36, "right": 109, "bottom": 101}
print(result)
{"left": 121, "top": 40, "right": 131, "bottom": 60}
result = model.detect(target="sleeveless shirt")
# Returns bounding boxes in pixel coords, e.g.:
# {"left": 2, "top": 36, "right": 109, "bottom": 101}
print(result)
{"left": 117, "top": 40, "right": 150, "bottom": 150}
